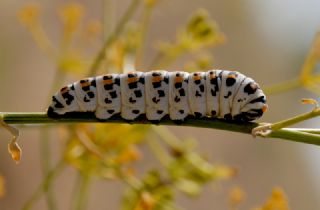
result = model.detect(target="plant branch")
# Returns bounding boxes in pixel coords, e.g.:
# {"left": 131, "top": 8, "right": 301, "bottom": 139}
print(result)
{"left": 22, "top": 160, "right": 66, "bottom": 210}
{"left": 263, "top": 77, "right": 301, "bottom": 95}
{"left": 2, "top": 112, "right": 320, "bottom": 146}
{"left": 71, "top": 174, "right": 91, "bottom": 210}
{"left": 88, "top": 0, "right": 140, "bottom": 76}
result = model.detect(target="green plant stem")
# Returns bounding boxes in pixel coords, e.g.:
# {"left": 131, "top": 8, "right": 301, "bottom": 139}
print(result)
{"left": 147, "top": 135, "right": 171, "bottom": 166}
{"left": 114, "top": 166, "right": 141, "bottom": 190}
{"left": 22, "top": 160, "right": 66, "bottom": 210}
{"left": 285, "top": 128, "right": 320, "bottom": 134}
{"left": 88, "top": 0, "right": 140, "bottom": 76}
{"left": 268, "top": 129, "right": 320, "bottom": 145}
{"left": 135, "top": 4, "right": 154, "bottom": 69}
{"left": 263, "top": 73, "right": 320, "bottom": 95}
{"left": 2, "top": 112, "right": 320, "bottom": 146}
{"left": 263, "top": 77, "right": 301, "bottom": 95}
{"left": 102, "top": 0, "right": 115, "bottom": 39}
{"left": 151, "top": 126, "right": 182, "bottom": 149}
{"left": 40, "top": 128, "right": 56, "bottom": 210}
{"left": 71, "top": 174, "right": 91, "bottom": 210}
{"left": 40, "top": 69, "right": 66, "bottom": 210}
{"left": 270, "top": 107, "right": 320, "bottom": 130}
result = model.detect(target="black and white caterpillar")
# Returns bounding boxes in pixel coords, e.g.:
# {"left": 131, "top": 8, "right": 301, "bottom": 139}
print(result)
{"left": 47, "top": 70, "right": 268, "bottom": 123}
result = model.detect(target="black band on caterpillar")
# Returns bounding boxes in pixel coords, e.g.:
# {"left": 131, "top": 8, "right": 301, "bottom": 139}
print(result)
{"left": 47, "top": 70, "right": 268, "bottom": 122}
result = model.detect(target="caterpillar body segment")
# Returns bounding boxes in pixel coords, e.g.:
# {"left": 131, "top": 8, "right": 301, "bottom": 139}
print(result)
{"left": 188, "top": 72, "right": 207, "bottom": 118}
{"left": 205, "top": 70, "right": 222, "bottom": 118}
{"left": 219, "top": 71, "right": 247, "bottom": 120}
{"left": 145, "top": 71, "right": 169, "bottom": 122}
{"left": 47, "top": 70, "right": 268, "bottom": 122}
{"left": 120, "top": 72, "right": 145, "bottom": 121}
{"left": 95, "top": 74, "right": 121, "bottom": 120}
{"left": 168, "top": 71, "right": 190, "bottom": 121}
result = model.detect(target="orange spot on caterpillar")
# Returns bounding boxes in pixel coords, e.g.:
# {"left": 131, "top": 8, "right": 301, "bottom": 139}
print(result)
{"left": 209, "top": 73, "right": 217, "bottom": 79}
{"left": 60, "top": 86, "right": 69, "bottom": 94}
{"left": 174, "top": 76, "right": 184, "bottom": 83}
{"left": 262, "top": 104, "right": 268, "bottom": 113}
{"left": 193, "top": 74, "right": 202, "bottom": 81}
{"left": 152, "top": 76, "right": 162, "bottom": 83}
{"left": 127, "top": 77, "right": 138, "bottom": 83}
{"left": 227, "top": 74, "right": 237, "bottom": 79}
{"left": 103, "top": 79, "right": 113, "bottom": 85}
{"left": 80, "top": 81, "right": 90, "bottom": 87}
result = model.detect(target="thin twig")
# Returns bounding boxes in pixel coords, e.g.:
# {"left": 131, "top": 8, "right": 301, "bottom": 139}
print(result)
{"left": 88, "top": 0, "right": 140, "bottom": 76}
{"left": 263, "top": 77, "right": 301, "bottom": 95}
{"left": 41, "top": 69, "right": 67, "bottom": 210}
{"left": 22, "top": 160, "right": 66, "bottom": 210}
{"left": 270, "top": 107, "right": 320, "bottom": 131}
{"left": 2, "top": 112, "right": 320, "bottom": 146}
{"left": 252, "top": 101, "right": 320, "bottom": 139}
{"left": 71, "top": 174, "right": 91, "bottom": 210}
{"left": 300, "top": 31, "right": 320, "bottom": 80}
{"left": 135, "top": 3, "right": 155, "bottom": 69}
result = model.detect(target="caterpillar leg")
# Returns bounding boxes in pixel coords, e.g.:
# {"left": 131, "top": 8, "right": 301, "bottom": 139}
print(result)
{"left": 94, "top": 107, "right": 118, "bottom": 120}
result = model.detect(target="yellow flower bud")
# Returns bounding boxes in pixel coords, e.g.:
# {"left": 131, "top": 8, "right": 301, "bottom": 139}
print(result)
{"left": 85, "top": 20, "right": 102, "bottom": 39}
{"left": 115, "top": 146, "right": 142, "bottom": 164}
{"left": 144, "top": 0, "right": 159, "bottom": 7}
{"left": 59, "top": 3, "right": 84, "bottom": 26}
{"left": 229, "top": 186, "right": 246, "bottom": 207}
{"left": 135, "top": 191, "right": 155, "bottom": 210}
{"left": 18, "top": 4, "right": 40, "bottom": 27}
{"left": 301, "top": 98, "right": 319, "bottom": 107}
{"left": 214, "top": 165, "right": 237, "bottom": 179}
{"left": 59, "top": 3, "right": 85, "bottom": 40}
{"left": 252, "top": 187, "right": 290, "bottom": 210}
{"left": 0, "top": 175, "right": 5, "bottom": 198}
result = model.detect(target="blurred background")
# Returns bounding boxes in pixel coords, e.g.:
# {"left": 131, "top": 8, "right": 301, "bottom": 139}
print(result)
{"left": 1, "top": 0, "right": 320, "bottom": 210}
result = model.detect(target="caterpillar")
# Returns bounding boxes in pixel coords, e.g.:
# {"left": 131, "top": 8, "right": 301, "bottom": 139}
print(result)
{"left": 47, "top": 70, "right": 268, "bottom": 123}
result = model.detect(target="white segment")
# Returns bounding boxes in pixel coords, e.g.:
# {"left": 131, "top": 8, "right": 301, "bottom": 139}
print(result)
{"left": 168, "top": 71, "right": 190, "bottom": 120}
{"left": 145, "top": 71, "right": 169, "bottom": 121}
{"left": 61, "top": 84, "right": 80, "bottom": 113}
{"left": 205, "top": 70, "right": 222, "bottom": 117}
{"left": 188, "top": 72, "right": 206, "bottom": 117}
{"left": 233, "top": 77, "right": 257, "bottom": 110}
{"left": 219, "top": 71, "right": 233, "bottom": 118}
{"left": 73, "top": 77, "right": 97, "bottom": 112}
{"left": 120, "top": 71, "right": 145, "bottom": 120}
{"left": 95, "top": 74, "right": 121, "bottom": 120}
{"left": 218, "top": 71, "right": 247, "bottom": 118}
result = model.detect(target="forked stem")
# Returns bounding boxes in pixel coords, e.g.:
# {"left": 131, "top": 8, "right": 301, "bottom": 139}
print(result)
{"left": 252, "top": 99, "right": 320, "bottom": 138}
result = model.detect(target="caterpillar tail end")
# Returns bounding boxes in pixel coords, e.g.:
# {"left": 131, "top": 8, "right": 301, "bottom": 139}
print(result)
{"left": 47, "top": 106, "right": 61, "bottom": 119}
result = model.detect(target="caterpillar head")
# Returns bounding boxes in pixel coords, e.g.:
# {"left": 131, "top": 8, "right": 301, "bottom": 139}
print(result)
{"left": 237, "top": 92, "right": 268, "bottom": 121}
